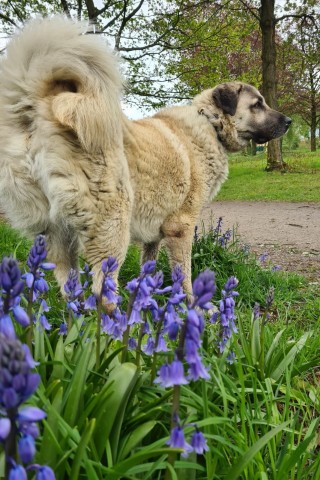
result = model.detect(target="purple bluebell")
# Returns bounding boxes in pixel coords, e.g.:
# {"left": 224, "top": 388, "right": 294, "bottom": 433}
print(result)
{"left": 154, "top": 334, "right": 169, "bottom": 353}
{"left": 19, "top": 434, "right": 36, "bottom": 463}
{"left": 141, "top": 260, "right": 156, "bottom": 274}
{"left": 0, "top": 257, "right": 29, "bottom": 338}
{"left": 64, "top": 269, "right": 83, "bottom": 314}
{"left": 0, "top": 417, "right": 11, "bottom": 440}
{"left": 128, "top": 337, "right": 137, "bottom": 350}
{"left": 24, "top": 235, "right": 55, "bottom": 301}
{"left": 226, "top": 352, "right": 236, "bottom": 364}
{"left": 253, "top": 302, "right": 260, "bottom": 320}
{"left": 0, "top": 333, "right": 40, "bottom": 409}
{"left": 142, "top": 336, "right": 155, "bottom": 356}
{"left": 266, "top": 287, "right": 275, "bottom": 309}
{"left": 28, "top": 465, "right": 56, "bottom": 480}
{"left": 190, "top": 429, "right": 209, "bottom": 454}
{"left": 214, "top": 217, "right": 223, "bottom": 238}
{"left": 59, "top": 323, "right": 67, "bottom": 336}
{"left": 154, "top": 360, "right": 188, "bottom": 388}
{"left": 84, "top": 294, "right": 97, "bottom": 310}
{"left": 8, "top": 463, "right": 27, "bottom": 480}
{"left": 101, "top": 257, "right": 118, "bottom": 274}
{"left": 0, "top": 334, "right": 49, "bottom": 478}
{"left": 259, "top": 252, "right": 268, "bottom": 264}
{"left": 211, "top": 276, "right": 239, "bottom": 355}
{"left": 192, "top": 270, "right": 216, "bottom": 309}
{"left": 219, "top": 228, "right": 232, "bottom": 248}
{"left": 167, "top": 426, "right": 192, "bottom": 457}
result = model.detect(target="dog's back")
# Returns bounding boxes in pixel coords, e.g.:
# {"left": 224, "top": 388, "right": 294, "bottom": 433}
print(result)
{"left": 0, "top": 16, "right": 126, "bottom": 235}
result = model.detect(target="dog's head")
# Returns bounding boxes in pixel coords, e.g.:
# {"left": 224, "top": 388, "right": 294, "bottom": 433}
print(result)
{"left": 194, "top": 82, "right": 291, "bottom": 152}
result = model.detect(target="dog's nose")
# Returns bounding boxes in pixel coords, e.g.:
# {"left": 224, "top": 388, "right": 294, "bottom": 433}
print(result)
{"left": 285, "top": 117, "right": 292, "bottom": 128}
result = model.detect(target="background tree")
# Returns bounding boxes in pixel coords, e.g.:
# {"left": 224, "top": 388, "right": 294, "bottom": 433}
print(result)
{"left": 281, "top": 14, "right": 320, "bottom": 151}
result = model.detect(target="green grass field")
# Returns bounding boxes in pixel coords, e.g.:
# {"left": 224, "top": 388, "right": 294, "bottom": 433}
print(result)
{"left": 217, "top": 149, "right": 320, "bottom": 202}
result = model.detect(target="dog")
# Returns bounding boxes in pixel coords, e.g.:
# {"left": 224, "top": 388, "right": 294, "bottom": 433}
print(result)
{"left": 0, "top": 16, "right": 291, "bottom": 299}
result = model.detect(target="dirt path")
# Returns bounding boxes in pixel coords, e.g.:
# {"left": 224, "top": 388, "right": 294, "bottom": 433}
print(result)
{"left": 200, "top": 201, "right": 320, "bottom": 283}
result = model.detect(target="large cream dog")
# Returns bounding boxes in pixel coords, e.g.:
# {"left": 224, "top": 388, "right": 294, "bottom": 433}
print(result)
{"left": 0, "top": 17, "right": 291, "bottom": 297}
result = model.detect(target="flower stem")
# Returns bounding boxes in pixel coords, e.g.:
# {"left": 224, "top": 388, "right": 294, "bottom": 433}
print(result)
{"left": 121, "top": 288, "right": 139, "bottom": 363}
{"left": 5, "top": 407, "right": 17, "bottom": 479}
{"left": 26, "top": 284, "right": 34, "bottom": 353}
{"left": 96, "top": 294, "right": 102, "bottom": 370}
{"left": 150, "top": 315, "right": 164, "bottom": 383}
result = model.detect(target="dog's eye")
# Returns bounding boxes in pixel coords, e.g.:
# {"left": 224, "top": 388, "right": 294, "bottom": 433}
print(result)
{"left": 253, "top": 100, "right": 262, "bottom": 109}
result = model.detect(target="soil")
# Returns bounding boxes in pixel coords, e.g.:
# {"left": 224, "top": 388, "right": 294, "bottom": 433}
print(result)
{"left": 200, "top": 201, "right": 320, "bottom": 284}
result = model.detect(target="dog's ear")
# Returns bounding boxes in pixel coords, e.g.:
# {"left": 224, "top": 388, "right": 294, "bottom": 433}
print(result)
{"left": 52, "top": 90, "right": 119, "bottom": 152}
{"left": 212, "top": 84, "right": 241, "bottom": 116}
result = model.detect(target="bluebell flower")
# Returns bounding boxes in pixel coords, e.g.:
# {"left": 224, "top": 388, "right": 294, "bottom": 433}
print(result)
{"left": 58, "top": 323, "right": 67, "bottom": 336}
{"left": 259, "top": 252, "right": 268, "bottom": 264}
{"left": 192, "top": 270, "right": 216, "bottom": 308}
{"left": 28, "top": 464, "right": 55, "bottom": 480}
{"left": 271, "top": 265, "right": 282, "bottom": 272}
{"left": 0, "top": 334, "right": 49, "bottom": 478}
{"left": 211, "top": 276, "right": 239, "bottom": 354}
{"left": 18, "top": 434, "right": 36, "bottom": 463}
{"left": 35, "top": 465, "right": 56, "bottom": 480}
{"left": 154, "top": 360, "right": 188, "bottom": 387}
{"left": 0, "top": 334, "right": 40, "bottom": 409}
{"left": 190, "top": 429, "right": 209, "bottom": 454}
{"left": 8, "top": 463, "right": 27, "bottom": 480}
{"left": 141, "top": 260, "right": 156, "bottom": 274}
{"left": 167, "top": 426, "right": 192, "bottom": 457}
{"left": 128, "top": 337, "right": 137, "bottom": 350}
{"left": 84, "top": 294, "right": 97, "bottom": 310}
{"left": 142, "top": 336, "right": 155, "bottom": 356}
{"left": 226, "top": 352, "right": 236, "bottom": 364}
{"left": 253, "top": 302, "right": 260, "bottom": 320}
{"left": 0, "top": 257, "right": 29, "bottom": 338}
{"left": 101, "top": 256, "right": 118, "bottom": 274}
{"left": 266, "top": 287, "right": 275, "bottom": 309}
{"left": 154, "top": 334, "right": 169, "bottom": 353}
{"left": 24, "top": 236, "right": 55, "bottom": 301}
{"left": 64, "top": 269, "right": 83, "bottom": 314}
{"left": 0, "top": 417, "right": 11, "bottom": 440}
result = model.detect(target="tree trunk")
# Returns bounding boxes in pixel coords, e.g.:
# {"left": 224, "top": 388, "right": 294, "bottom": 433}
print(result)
{"left": 309, "top": 69, "right": 317, "bottom": 152}
{"left": 259, "top": 0, "right": 286, "bottom": 171}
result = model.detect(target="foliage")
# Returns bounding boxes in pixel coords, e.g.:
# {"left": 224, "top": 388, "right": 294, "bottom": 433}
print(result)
{"left": 0, "top": 220, "right": 319, "bottom": 479}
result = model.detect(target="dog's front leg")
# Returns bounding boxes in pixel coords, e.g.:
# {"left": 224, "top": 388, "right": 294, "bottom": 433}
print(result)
{"left": 83, "top": 193, "right": 132, "bottom": 306}
{"left": 162, "top": 216, "right": 195, "bottom": 300}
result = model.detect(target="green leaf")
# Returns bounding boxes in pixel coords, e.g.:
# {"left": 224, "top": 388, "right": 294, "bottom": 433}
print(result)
{"left": 118, "top": 421, "right": 156, "bottom": 460}
{"left": 39, "top": 387, "right": 64, "bottom": 465}
{"left": 64, "top": 340, "right": 93, "bottom": 427}
{"left": 251, "top": 317, "right": 261, "bottom": 364}
{"left": 93, "top": 362, "right": 138, "bottom": 459}
{"left": 69, "top": 419, "right": 96, "bottom": 480}
{"left": 225, "top": 421, "right": 290, "bottom": 480}
{"left": 277, "top": 418, "right": 320, "bottom": 477}
{"left": 51, "top": 335, "right": 65, "bottom": 380}
{"left": 271, "top": 332, "right": 311, "bottom": 381}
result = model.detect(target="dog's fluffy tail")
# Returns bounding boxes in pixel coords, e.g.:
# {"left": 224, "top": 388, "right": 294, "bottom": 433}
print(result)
{"left": 1, "top": 16, "right": 123, "bottom": 152}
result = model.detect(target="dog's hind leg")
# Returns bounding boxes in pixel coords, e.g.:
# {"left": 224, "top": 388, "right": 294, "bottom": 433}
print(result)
{"left": 45, "top": 223, "right": 80, "bottom": 295}
{"left": 142, "top": 241, "right": 160, "bottom": 265}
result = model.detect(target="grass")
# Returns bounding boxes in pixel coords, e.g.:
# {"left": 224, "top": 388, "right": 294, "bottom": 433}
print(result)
{"left": 216, "top": 149, "right": 320, "bottom": 202}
